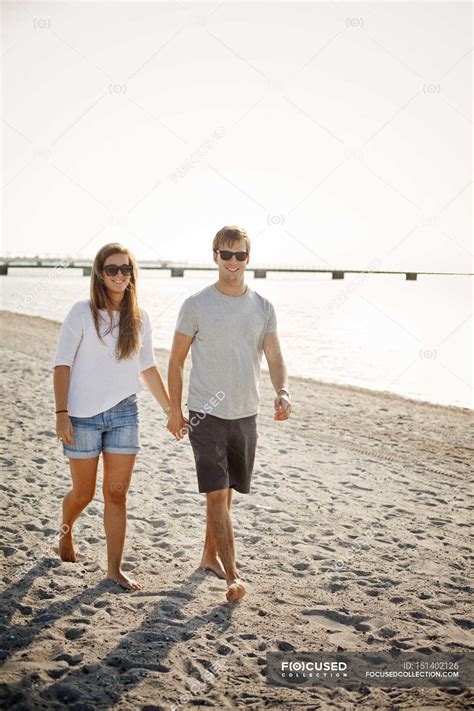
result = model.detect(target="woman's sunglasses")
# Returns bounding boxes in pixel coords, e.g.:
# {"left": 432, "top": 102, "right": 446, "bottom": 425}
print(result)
{"left": 103, "top": 264, "right": 133, "bottom": 277}
{"left": 216, "top": 250, "right": 248, "bottom": 262}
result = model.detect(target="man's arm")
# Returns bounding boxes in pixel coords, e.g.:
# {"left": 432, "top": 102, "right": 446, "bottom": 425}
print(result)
{"left": 263, "top": 331, "right": 291, "bottom": 421}
{"left": 167, "top": 331, "right": 193, "bottom": 440}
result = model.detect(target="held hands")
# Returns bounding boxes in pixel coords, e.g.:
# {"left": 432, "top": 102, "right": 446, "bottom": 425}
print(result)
{"left": 56, "top": 412, "right": 74, "bottom": 445}
{"left": 274, "top": 393, "right": 291, "bottom": 421}
{"left": 166, "top": 408, "right": 189, "bottom": 441}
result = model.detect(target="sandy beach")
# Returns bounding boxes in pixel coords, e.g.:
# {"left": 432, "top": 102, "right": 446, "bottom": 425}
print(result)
{"left": 0, "top": 309, "right": 473, "bottom": 710}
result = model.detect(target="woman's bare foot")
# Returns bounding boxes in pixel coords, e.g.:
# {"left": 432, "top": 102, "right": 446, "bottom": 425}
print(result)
{"left": 226, "top": 578, "right": 246, "bottom": 602}
{"left": 107, "top": 569, "right": 142, "bottom": 591}
{"left": 199, "top": 552, "right": 226, "bottom": 579}
{"left": 59, "top": 532, "right": 76, "bottom": 562}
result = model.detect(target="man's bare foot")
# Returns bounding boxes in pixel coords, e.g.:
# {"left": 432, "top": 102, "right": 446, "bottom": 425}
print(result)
{"left": 107, "top": 570, "right": 142, "bottom": 591}
{"left": 226, "top": 578, "right": 246, "bottom": 602}
{"left": 59, "top": 533, "right": 76, "bottom": 562}
{"left": 199, "top": 553, "right": 226, "bottom": 580}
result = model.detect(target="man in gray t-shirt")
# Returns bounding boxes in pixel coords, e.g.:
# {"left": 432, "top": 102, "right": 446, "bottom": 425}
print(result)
{"left": 175, "top": 282, "right": 277, "bottom": 419}
{"left": 167, "top": 226, "right": 292, "bottom": 603}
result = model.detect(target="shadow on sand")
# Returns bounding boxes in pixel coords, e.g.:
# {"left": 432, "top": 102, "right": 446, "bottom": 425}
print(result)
{"left": 1, "top": 566, "right": 237, "bottom": 709}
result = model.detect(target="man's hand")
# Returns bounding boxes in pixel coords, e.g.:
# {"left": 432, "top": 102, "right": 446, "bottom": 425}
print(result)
{"left": 166, "top": 408, "right": 189, "bottom": 441}
{"left": 274, "top": 393, "right": 291, "bottom": 421}
{"left": 56, "top": 412, "right": 74, "bottom": 445}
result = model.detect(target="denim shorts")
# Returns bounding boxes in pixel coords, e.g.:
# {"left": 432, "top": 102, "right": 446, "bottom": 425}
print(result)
{"left": 63, "top": 394, "right": 140, "bottom": 459}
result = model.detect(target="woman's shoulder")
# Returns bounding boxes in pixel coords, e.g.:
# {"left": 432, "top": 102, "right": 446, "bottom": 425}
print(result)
{"left": 139, "top": 307, "right": 151, "bottom": 329}
{"left": 66, "top": 299, "right": 92, "bottom": 320}
{"left": 70, "top": 299, "right": 91, "bottom": 312}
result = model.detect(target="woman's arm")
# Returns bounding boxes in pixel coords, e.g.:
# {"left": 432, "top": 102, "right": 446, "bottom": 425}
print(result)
{"left": 140, "top": 366, "right": 170, "bottom": 413}
{"left": 53, "top": 365, "right": 74, "bottom": 444}
{"left": 52, "top": 302, "right": 84, "bottom": 445}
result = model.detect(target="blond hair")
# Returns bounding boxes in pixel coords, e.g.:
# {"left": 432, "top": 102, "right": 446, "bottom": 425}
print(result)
{"left": 213, "top": 226, "right": 250, "bottom": 254}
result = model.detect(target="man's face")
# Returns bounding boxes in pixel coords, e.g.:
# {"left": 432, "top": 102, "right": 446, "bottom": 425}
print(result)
{"left": 213, "top": 239, "right": 249, "bottom": 283}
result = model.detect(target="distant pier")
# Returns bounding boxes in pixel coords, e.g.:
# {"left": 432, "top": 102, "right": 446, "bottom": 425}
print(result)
{"left": 0, "top": 258, "right": 472, "bottom": 281}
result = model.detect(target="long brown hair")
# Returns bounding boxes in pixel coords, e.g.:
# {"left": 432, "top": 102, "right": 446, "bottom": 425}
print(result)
{"left": 90, "top": 243, "right": 142, "bottom": 360}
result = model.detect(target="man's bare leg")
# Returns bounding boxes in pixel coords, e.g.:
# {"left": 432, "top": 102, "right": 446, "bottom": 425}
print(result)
{"left": 204, "top": 488, "right": 246, "bottom": 601}
{"left": 199, "top": 487, "right": 234, "bottom": 579}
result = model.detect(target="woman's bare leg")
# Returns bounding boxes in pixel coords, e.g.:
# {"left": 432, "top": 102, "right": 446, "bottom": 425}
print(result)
{"left": 60, "top": 457, "right": 99, "bottom": 562}
{"left": 102, "top": 452, "right": 141, "bottom": 590}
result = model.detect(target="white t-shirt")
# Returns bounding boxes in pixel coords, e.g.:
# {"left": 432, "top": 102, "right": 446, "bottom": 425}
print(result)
{"left": 52, "top": 300, "right": 156, "bottom": 417}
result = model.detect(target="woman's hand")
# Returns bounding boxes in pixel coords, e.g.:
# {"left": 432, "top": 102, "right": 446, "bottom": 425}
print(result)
{"left": 56, "top": 412, "right": 74, "bottom": 445}
{"left": 166, "top": 409, "right": 188, "bottom": 441}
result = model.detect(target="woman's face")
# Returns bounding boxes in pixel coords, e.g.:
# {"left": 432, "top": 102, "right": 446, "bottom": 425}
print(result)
{"left": 102, "top": 252, "right": 132, "bottom": 297}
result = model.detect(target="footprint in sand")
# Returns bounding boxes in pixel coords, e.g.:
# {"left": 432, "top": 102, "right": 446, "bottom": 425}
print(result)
{"left": 46, "top": 667, "right": 68, "bottom": 680}
{"left": 93, "top": 600, "right": 108, "bottom": 609}
{"left": 116, "top": 562, "right": 136, "bottom": 572}
{"left": 53, "top": 652, "right": 84, "bottom": 666}
{"left": 293, "top": 563, "right": 310, "bottom": 571}
{"left": 64, "top": 627, "right": 86, "bottom": 640}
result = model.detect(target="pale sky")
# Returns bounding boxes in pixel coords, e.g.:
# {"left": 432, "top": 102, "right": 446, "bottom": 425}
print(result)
{"left": 2, "top": 1, "right": 472, "bottom": 270}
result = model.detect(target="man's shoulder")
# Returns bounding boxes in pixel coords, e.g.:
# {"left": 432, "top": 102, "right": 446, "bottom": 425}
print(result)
{"left": 246, "top": 288, "right": 274, "bottom": 311}
{"left": 182, "top": 284, "right": 215, "bottom": 306}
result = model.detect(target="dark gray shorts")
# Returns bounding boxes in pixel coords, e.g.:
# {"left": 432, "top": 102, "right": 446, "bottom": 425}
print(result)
{"left": 187, "top": 410, "right": 258, "bottom": 494}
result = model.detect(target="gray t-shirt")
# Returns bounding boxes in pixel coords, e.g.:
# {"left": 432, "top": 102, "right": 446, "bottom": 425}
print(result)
{"left": 175, "top": 284, "right": 277, "bottom": 419}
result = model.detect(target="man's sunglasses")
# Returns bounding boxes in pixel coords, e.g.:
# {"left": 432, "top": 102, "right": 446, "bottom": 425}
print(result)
{"left": 103, "top": 264, "right": 133, "bottom": 277}
{"left": 216, "top": 250, "right": 248, "bottom": 262}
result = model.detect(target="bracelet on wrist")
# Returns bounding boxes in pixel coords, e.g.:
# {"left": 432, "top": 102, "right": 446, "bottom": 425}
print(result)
{"left": 55, "top": 410, "right": 68, "bottom": 414}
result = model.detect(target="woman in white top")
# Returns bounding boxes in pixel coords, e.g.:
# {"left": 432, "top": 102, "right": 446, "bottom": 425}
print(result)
{"left": 53, "top": 243, "right": 170, "bottom": 590}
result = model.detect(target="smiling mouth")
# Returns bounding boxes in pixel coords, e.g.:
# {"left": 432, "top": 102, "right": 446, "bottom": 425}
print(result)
{"left": 225, "top": 266, "right": 239, "bottom": 273}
